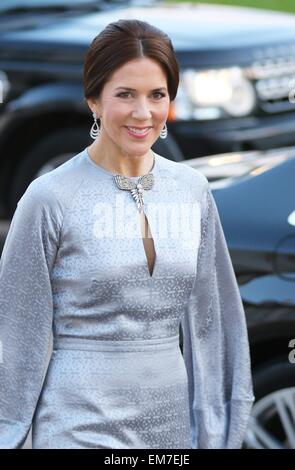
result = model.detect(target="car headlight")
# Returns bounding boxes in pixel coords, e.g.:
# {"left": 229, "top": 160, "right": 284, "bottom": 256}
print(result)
{"left": 173, "top": 67, "right": 256, "bottom": 120}
{"left": 0, "top": 71, "right": 11, "bottom": 104}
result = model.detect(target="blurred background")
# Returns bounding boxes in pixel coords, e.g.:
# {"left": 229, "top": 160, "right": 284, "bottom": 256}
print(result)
{"left": 0, "top": 0, "right": 295, "bottom": 449}
{"left": 170, "top": 0, "right": 295, "bottom": 14}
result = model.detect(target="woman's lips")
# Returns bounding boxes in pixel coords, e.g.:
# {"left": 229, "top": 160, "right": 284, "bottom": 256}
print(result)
{"left": 124, "top": 126, "right": 152, "bottom": 139}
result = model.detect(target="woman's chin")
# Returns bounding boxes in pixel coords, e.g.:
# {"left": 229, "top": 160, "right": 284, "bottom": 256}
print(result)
{"left": 121, "top": 143, "right": 153, "bottom": 157}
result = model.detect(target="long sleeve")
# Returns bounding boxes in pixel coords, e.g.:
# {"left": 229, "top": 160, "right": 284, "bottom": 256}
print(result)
{"left": 0, "top": 180, "right": 61, "bottom": 448}
{"left": 180, "top": 182, "right": 255, "bottom": 449}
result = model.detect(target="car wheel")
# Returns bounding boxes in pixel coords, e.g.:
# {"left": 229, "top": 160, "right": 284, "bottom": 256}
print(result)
{"left": 243, "top": 356, "right": 295, "bottom": 449}
{"left": 9, "top": 128, "right": 92, "bottom": 214}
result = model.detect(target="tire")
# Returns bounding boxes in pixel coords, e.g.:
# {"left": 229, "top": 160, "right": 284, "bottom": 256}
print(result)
{"left": 9, "top": 128, "right": 92, "bottom": 214}
{"left": 253, "top": 356, "right": 295, "bottom": 400}
{"left": 243, "top": 356, "right": 295, "bottom": 449}
{"left": 9, "top": 128, "right": 184, "bottom": 215}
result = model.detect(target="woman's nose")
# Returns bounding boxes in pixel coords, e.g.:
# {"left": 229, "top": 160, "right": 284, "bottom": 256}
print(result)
{"left": 131, "top": 98, "right": 152, "bottom": 120}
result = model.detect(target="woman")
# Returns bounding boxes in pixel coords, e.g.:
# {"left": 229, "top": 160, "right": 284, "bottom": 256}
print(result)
{"left": 0, "top": 19, "right": 254, "bottom": 449}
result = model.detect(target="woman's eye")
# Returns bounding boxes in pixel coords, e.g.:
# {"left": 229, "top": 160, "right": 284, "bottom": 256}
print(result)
{"left": 117, "top": 92, "right": 132, "bottom": 98}
{"left": 153, "top": 92, "right": 166, "bottom": 99}
{"left": 116, "top": 91, "right": 166, "bottom": 99}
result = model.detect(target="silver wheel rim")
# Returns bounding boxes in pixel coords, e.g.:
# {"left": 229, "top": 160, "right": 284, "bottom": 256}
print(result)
{"left": 35, "top": 153, "right": 74, "bottom": 177}
{"left": 244, "top": 387, "right": 295, "bottom": 449}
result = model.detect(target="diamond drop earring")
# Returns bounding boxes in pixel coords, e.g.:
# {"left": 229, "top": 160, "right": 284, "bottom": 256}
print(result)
{"left": 90, "top": 111, "right": 100, "bottom": 139}
{"left": 160, "top": 123, "right": 168, "bottom": 139}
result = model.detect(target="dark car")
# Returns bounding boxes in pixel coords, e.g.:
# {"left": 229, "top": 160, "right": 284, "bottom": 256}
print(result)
{"left": 1, "top": 0, "right": 295, "bottom": 217}
{"left": 184, "top": 145, "right": 295, "bottom": 449}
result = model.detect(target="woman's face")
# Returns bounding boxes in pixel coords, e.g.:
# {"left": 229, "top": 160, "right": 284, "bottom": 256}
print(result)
{"left": 87, "top": 57, "right": 170, "bottom": 156}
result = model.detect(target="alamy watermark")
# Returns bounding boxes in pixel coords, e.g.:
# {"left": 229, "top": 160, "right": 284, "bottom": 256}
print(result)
{"left": 0, "top": 71, "right": 11, "bottom": 104}
{"left": 0, "top": 78, "right": 3, "bottom": 104}
{"left": 92, "top": 194, "right": 201, "bottom": 249}
{"left": 289, "top": 339, "right": 295, "bottom": 364}
{"left": 289, "top": 78, "right": 295, "bottom": 104}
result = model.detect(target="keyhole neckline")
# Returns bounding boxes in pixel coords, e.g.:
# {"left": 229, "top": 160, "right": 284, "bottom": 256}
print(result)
{"left": 139, "top": 208, "right": 157, "bottom": 279}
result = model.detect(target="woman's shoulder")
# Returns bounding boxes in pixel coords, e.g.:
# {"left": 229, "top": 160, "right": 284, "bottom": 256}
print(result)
{"left": 16, "top": 148, "right": 88, "bottom": 219}
{"left": 155, "top": 152, "right": 209, "bottom": 193}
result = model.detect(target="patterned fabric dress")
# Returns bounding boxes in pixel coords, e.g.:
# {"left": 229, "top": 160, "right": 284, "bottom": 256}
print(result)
{"left": 0, "top": 147, "right": 254, "bottom": 449}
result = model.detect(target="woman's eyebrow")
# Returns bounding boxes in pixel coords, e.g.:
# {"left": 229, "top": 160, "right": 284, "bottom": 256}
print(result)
{"left": 115, "top": 87, "right": 167, "bottom": 91}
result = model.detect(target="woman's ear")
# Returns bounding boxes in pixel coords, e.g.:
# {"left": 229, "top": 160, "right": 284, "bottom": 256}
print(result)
{"left": 86, "top": 98, "right": 100, "bottom": 115}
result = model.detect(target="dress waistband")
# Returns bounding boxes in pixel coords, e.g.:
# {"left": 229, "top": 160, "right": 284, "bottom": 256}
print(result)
{"left": 53, "top": 335, "right": 180, "bottom": 352}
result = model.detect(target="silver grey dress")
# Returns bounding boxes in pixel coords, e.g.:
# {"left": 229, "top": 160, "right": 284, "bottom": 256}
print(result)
{"left": 0, "top": 147, "right": 255, "bottom": 449}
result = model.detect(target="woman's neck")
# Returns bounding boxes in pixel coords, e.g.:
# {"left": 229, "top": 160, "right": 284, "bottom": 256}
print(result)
{"left": 87, "top": 142, "right": 154, "bottom": 177}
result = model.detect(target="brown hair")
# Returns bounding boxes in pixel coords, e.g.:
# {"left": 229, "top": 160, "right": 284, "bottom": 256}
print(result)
{"left": 83, "top": 19, "right": 179, "bottom": 102}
